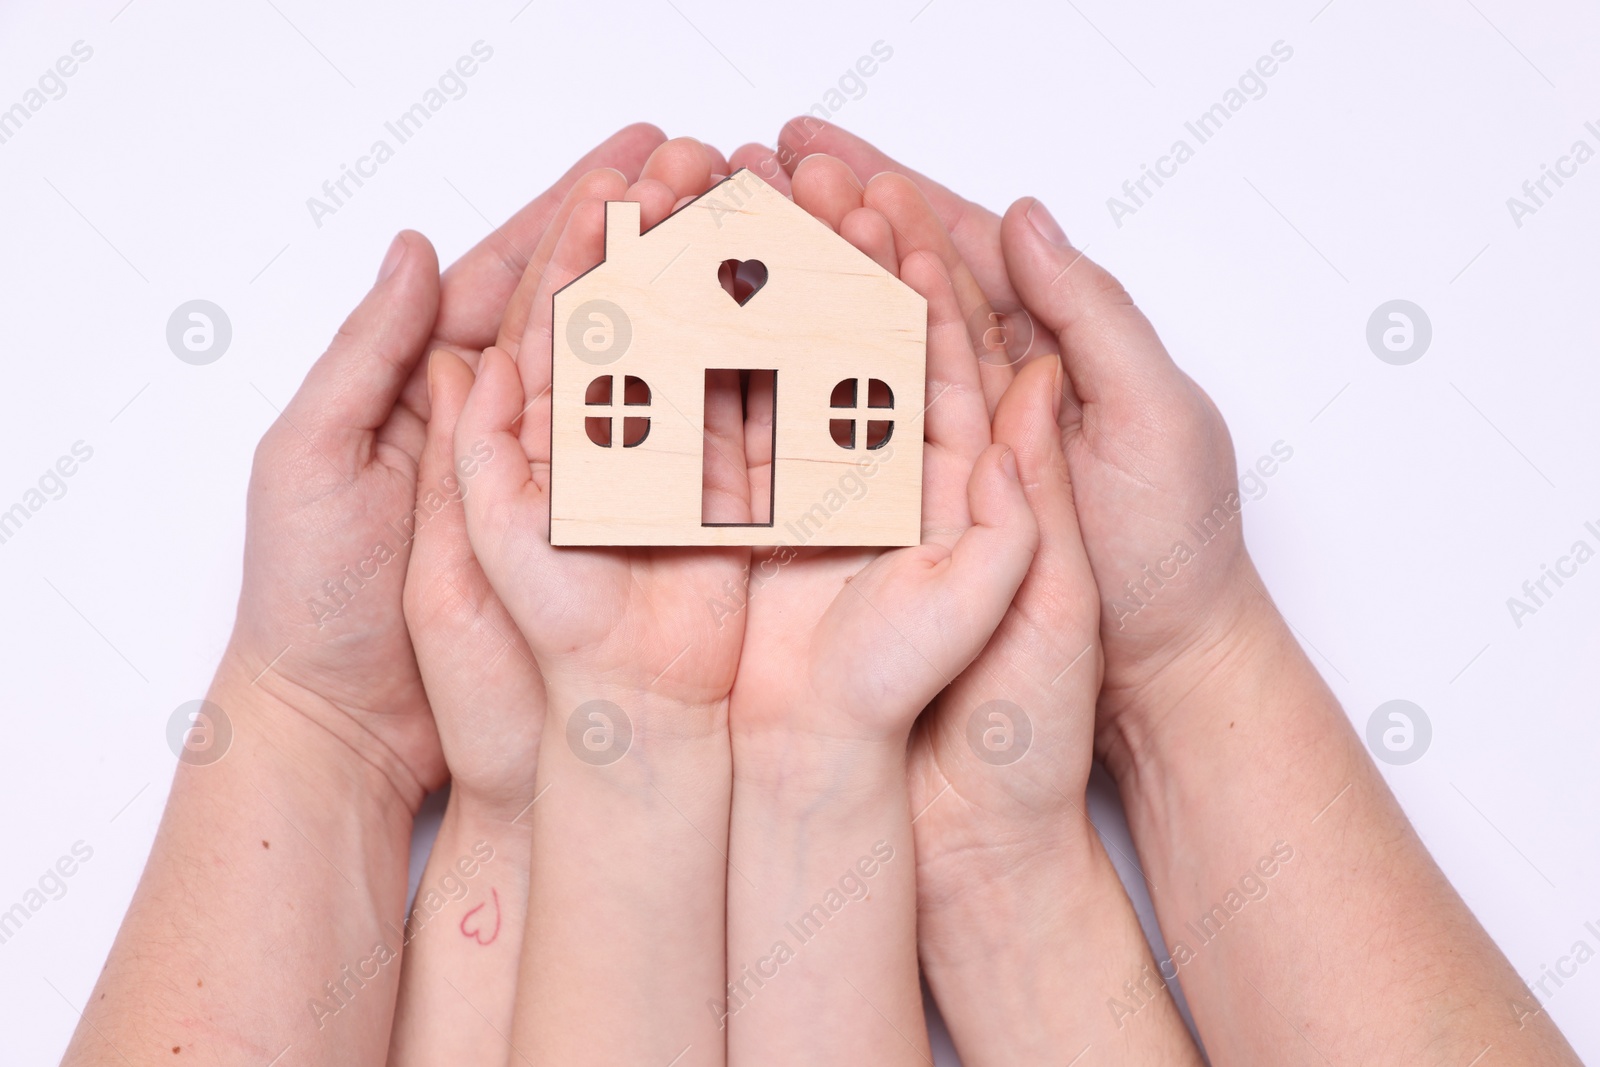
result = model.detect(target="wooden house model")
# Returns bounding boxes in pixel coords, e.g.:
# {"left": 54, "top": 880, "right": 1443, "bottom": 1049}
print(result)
{"left": 549, "top": 169, "right": 926, "bottom": 547}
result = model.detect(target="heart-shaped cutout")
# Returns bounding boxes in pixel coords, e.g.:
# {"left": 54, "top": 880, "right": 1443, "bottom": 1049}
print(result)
{"left": 717, "top": 259, "right": 768, "bottom": 306}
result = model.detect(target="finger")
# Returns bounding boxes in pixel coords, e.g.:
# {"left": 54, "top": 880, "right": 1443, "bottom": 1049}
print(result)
{"left": 640, "top": 136, "right": 716, "bottom": 205}
{"left": 790, "top": 154, "right": 864, "bottom": 232}
{"left": 423, "top": 349, "right": 477, "bottom": 487}
{"left": 517, "top": 196, "right": 613, "bottom": 462}
{"left": 926, "top": 444, "right": 1039, "bottom": 640}
{"left": 776, "top": 117, "right": 1014, "bottom": 303}
{"left": 704, "top": 142, "right": 731, "bottom": 178}
{"left": 1001, "top": 197, "right": 1179, "bottom": 414}
{"left": 861, "top": 172, "right": 1018, "bottom": 408}
{"left": 908, "top": 248, "right": 989, "bottom": 457}
{"left": 838, "top": 207, "right": 896, "bottom": 275}
{"left": 744, "top": 370, "right": 775, "bottom": 519}
{"left": 456, "top": 346, "right": 540, "bottom": 531}
{"left": 727, "top": 143, "right": 793, "bottom": 198}
{"left": 991, "top": 355, "right": 1087, "bottom": 562}
{"left": 625, "top": 177, "right": 681, "bottom": 232}
{"left": 972, "top": 356, "right": 1100, "bottom": 700}
{"left": 861, "top": 172, "right": 984, "bottom": 313}
{"left": 701, "top": 370, "right": 752, "bottom": 525}
{"left": 496, "top": 168, "right": 631, "bottom": 358}
{"left": 436, "top": 122, "right": 664, "bottom": 351}
{"left": 284, "top": 230, "right": 440, "bottom": 454}
{"left": 931, "top": 361, "right": 1096, "bottom": 757}
{"left": 416, "top": 350, "right": 479, "bottom": 546}
{"left": 899, "top": 251, "right": 990, "bottom": 545}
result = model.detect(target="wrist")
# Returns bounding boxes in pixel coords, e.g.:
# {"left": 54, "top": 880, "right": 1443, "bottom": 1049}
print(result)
{"left": 204, "top": 658, "right": 419, "bottom": 827}
{"left": 543, "top": 678, "right": 729, "bottom": 750}
{"left": 1096, "top": 564, "right": 1290, "bottom": 780}
{"left": 407, "top": 794, "right": 527, "bottom": 934}
{"left": 209, "top": 642, "right": 430, "bottom": 812}
{"left": 538, "top": 682, "right": 732, "bottom": 812}
{"left": 917, "top": 811, "right": 1102, "bottom": 945}
{"left": 439, "top": 784, "right": 536, "bottom": 843}
{"left": 732, "top": 717, "right": 908, "bottom": 803}
{"left": 920, "top": 834, "right": 1194, "bottom": 1067}
{"left": 1100, "top": 579, "right": 1360, "bottom": 847}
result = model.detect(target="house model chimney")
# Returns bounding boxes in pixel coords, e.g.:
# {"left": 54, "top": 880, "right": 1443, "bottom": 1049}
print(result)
{"left": 605, "top": 200, "right": 641, "bottom": 260}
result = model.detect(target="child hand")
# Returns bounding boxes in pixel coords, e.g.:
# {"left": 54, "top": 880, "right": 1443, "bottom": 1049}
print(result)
{"left": 387, "top": 136, "right": 728, "bottom": 1067}
{"left": 729, "top": 157, "right": 1039, "bottom": 753}
{"left": 724, "top": 155, "right": 1038, "bottom": 1067}
{"left": 454, "top": 147, "right": 745, "bottom": 1066}
{"left": 400, "top": 136, "right": 720, "bottom": 819}
{"left": 454, "top": 172, "right": 749, "bottom": 716}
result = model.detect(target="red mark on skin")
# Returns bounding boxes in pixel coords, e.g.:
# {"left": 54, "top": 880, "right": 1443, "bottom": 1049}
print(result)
{"left": 459, "top": 887, "right": 501, "bottom": 946}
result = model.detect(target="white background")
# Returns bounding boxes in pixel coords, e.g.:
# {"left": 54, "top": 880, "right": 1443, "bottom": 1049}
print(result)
{"left": 2, "top": 0, "right": 1598, "bottom": 1061}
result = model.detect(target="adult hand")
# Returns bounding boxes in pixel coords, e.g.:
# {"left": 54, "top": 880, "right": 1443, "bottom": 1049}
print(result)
{"left": 63, "top": 126, "right": 677, "bottom": 1067}
{"left": 785, "top": 121, "right": 1584, "bottom": 1067}
{"left": 775, "top": 119, "right": 1254, "bottom": 769}
{"left": 226, "top": 124, "right": 669, "bottom": 807}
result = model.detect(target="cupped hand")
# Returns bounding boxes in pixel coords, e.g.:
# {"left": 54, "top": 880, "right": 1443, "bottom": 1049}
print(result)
{"left": 402, "top": 135, "right": 716, "bottom": 810}
{"left": 453, "top": 155, "right": 747, "bottom": 717}
{"left": 778, "top": 120, "right": 1258, "bottom": 768}
{"left": 997, "top": 198, "right": 1252, "bottom": 764}
{"left": 729, "top": 155, "right": 1038, "bottom": 751}
{"left": 908, "top": 354, "right": 1104, "bottom": 896}
{"left": 224, "top": 125, "right": 668, "bottom": 807}
{"left": 228, "top": 231, "right": 444, "bottom": 804}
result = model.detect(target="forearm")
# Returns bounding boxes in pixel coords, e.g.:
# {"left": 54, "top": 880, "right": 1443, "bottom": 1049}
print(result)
{"left": 387, "top": 791, "right": 531, "bottom": 1067}
{"left": 726, "top": 735, "right": 925, "bottom": 1067}
{"left": 1109, "top": 591, "right": 1580, "bottom": 1065}
{"left": 63, "top": 663, "right": 415, "bottom": 1066}
{"left": 511, "top": 684, "right": 731, "bottom": 1066}
{"left": 919, "top": 818, "right": 1202, "bottom": 1066}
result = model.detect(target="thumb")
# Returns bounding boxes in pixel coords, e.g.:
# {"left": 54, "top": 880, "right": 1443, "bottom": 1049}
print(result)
{"left": 1000, "top": 198, "right": 1179, "bottom": 411}
{"left": 991, "top": 355, "right": 1088, "bottom": 560}
{"left": 929, "top": 443, "right": 1038, "bottom": 639}
{"left": 286, "top": 231, "right": 441, "bottom": 451}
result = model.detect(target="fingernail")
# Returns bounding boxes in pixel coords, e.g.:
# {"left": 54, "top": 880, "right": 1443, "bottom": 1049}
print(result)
{"left": 1026, "top": 199, "right": 1070, "bottom": 248}
{"left": 1000, "top": 447, "right": 1019, "bottom": 481}
{"left": 377, "top": 233, "right": 407, "bottom": 284}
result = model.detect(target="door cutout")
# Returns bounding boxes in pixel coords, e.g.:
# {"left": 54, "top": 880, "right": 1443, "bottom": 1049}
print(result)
{"left": 701, "top": 369, "right": 776, "bottom": 527}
